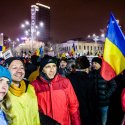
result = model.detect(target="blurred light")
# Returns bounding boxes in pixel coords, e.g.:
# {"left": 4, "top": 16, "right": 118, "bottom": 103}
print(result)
{"left": 16, "top": 38, "right": 20, "bottom": 41}
{"left": 116, "top": 19, "right": 119, "bottom": 24}
{"left": 101, "top": 33, "right": 105, "bottom": 38}
{"left": 50, "top": 47, "right": 53, "bottom": 51}
{"left": 21, "top": 37, "right": 27, "bottom": 40}
{"left": 24, "top": 30, "right": 29, "bottom": 36}
{"left": 39, "top": 22, "right": 44, "bottom": 27}
{"left": 19, "top": 43, "right": 25, "bottom": 46}
{"left": 21, "top": 24, "right": 25, "bottom": 28}
{"left": 25, "top": 21, "right": 30, "bottom": 25}
{"left": 87, "top": 35, "right": 90, "bottom": 38}
{"left": 36, "top": 3, "right": 50, "bottom": 9}
{"left": 36, "top": 31, "right": 40, "bottom": 36}
{"left": 8, "top": 38, "right": 11, "bottom": 42}
{"left": 0, "top": 33, "right": 3, "bottom": 35}
{"left": 92, "top": 34, "right": 96, "bottom": 37}
{"left": 36, "top": 25, "right": 38, "bottom": 29}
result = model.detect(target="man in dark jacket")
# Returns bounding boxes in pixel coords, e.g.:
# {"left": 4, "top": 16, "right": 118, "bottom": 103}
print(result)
{"left": 67, "top": 56, "right": 99, "bottom": 125}
{"left": 90, "top": 57, "right": 117, "bottom": 125}
{"left": 58, "top": 57, "right": 70, "bottom": 77}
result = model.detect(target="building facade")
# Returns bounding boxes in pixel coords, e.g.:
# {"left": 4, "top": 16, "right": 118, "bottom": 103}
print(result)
{"left": 53, "top": 40, "right": 104, "bottom": 57}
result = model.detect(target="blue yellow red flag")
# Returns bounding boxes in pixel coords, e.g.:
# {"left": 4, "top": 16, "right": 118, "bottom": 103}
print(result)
{"left": 0, "top": 46, "right": 6, "bottom": 52}
{"left": 101, "top": 13, "right": 125, "bottom": 81}
{"left": 36, "top": 48, "right": 40, "bottom": 56}
{"left": 2, "top": 46, "right": 6, "bottom": 52}
{"left": 70, "top": 43, "right": 75, "bottom": 56}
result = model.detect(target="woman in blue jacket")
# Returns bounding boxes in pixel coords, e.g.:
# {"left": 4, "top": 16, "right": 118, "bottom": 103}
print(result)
{"left": 0, "top": 65, "right": 13, "bottom": 125}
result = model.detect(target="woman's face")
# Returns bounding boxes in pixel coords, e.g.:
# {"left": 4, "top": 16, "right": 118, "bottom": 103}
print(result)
{"left": 0, "top": 77, "right": 9, "bottom": 101}
{"left": 8, "top": 60, "right": 25, "bottom": 83}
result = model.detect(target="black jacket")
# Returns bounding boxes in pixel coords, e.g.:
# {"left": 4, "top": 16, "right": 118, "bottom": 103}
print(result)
{"left": 39, "top": 112, "right": 61, "bottom": 125}
{"left": 89, "top": 69, "right": 117, "bottom": 107}
{"left": 106, "top": 74, "right": 125, "bottom": 125}
{"left": 67, "top": 71, "right": 100, "bottom": 125}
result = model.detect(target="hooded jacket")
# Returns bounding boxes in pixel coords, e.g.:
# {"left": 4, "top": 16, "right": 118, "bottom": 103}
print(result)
{"left": 31, "top": 74, "right": 81, "bottom": 125}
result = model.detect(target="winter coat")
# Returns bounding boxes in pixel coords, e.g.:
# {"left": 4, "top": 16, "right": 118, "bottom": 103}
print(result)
{"left": 106, "top": 74, "right": 125, "bottom": 125}
{"left": 67, "top": 71, "right": 99, "bottom": 125}
{"left": 58, "top": 67, "right": 70, "bottom": 77}
{"left": 121, "top": 86, "right": 125, "bottom": 125}
{"left": 0, "top": 109, "right": 8, "bottom": 125}
{"left": 31, "top": 74, "right": 81, "bottom": 125}
{"left": 89, "top": 69, "right": 117, "bottom": 107}
{"left": 8, "top": 84, "right": 40, "bottom": 125}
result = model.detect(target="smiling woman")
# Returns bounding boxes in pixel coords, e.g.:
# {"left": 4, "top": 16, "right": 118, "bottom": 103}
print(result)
{"left": 0, "top": 65, "right": 13, "bottom": 125}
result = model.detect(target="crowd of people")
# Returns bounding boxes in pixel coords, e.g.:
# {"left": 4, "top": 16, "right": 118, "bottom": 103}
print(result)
{"left": 0, "top": 54, "right": 125, "bottom": 125}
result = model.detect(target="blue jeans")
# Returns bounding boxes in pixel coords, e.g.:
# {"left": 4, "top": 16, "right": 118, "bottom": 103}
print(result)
{"left": 98, "top": 106, "right": 109, "bottom": 125}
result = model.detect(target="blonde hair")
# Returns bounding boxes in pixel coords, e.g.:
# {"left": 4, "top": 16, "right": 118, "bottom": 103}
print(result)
{"left": 0, "top": 93, "right": 14, "bottom": 124}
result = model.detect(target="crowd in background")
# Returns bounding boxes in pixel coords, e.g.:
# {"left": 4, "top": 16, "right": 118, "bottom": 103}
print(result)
{"left": 0, "top": 54, "right": 125, "bottom": 125}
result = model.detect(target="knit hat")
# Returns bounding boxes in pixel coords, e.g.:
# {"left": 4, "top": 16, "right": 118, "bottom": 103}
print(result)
{"left": 92, "top": 57, "right": 102, "bottom": 66}
{"left": 4, "top": 57, "right": 24, "bottom": 68}
{"left": 0, "top": 65, "right": 12, "bottom": 84}
{"left": 80, "top": 56, "right": 90, "bottom": 69}
{"left": 60, "top": 57, "right": 67, "bottom": 63}
{"left": 40, "top": 55, "right": 57, "bottom": 71}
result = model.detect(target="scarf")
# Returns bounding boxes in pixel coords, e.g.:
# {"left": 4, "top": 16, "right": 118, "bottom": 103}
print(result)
{"left": 9, "top": 80, "right": 26, "bottom": 97}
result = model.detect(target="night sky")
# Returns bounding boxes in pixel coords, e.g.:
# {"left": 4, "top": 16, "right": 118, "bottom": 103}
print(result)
{"left": 0, "top": 0, "right": 125, "bottom": 42}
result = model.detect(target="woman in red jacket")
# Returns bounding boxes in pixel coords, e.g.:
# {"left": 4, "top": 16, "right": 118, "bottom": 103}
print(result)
{"left": 31, "top": 55, "right": 81, "bottom": 125}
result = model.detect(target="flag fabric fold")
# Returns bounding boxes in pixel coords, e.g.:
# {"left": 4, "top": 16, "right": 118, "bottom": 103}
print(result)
{"left": 101, "top": 13, "right": 125, "bottom": 81}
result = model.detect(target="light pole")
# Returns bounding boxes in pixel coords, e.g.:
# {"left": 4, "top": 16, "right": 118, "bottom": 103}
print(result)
{"left": 87, "top": 33, "right": 105, "bottom": 55}
{"left": 20, "top": 19, "right": 44, "bottom": 53}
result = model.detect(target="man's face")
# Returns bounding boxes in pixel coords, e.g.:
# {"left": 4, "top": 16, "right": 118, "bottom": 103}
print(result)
{"left": 92, "top": 62, "right": 101, "bottom": 70}
{"left": 8, "top": 60, "right": 25, "bottom": 82}
{"left": 60, "top": 60, "right": 67, "bottom": 69}
{"left": 43, "top": 63, "right": 57, "bottom": 79}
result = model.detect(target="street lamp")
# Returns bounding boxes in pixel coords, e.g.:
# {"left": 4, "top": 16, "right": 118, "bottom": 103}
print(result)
{"left": 87, "top": 33, "right": 105, "bottom": 55}
{"left": 20, "top": 20, "right": 45, "bottom": 54}
{"left": 20, "top": 20, "right": 44, "bottom": 40}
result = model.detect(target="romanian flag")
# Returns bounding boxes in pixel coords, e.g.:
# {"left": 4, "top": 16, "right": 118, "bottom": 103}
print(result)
{"left": 101, "top": 13, "right": 125, "bottom": 81}
{"left": 35, "top": 49, "right": 40, "bottom": 56}
{"left": 0, "top": 46, "right": 6, "bottom": 52}
{"left": 35, "top": 47, "right": 43, "bottom": 56}
{"left": 61, "top": 53, "right": 66, "bottom": 58}
{"left": 70, "top": 43, "right": 75, "bottom": 56}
